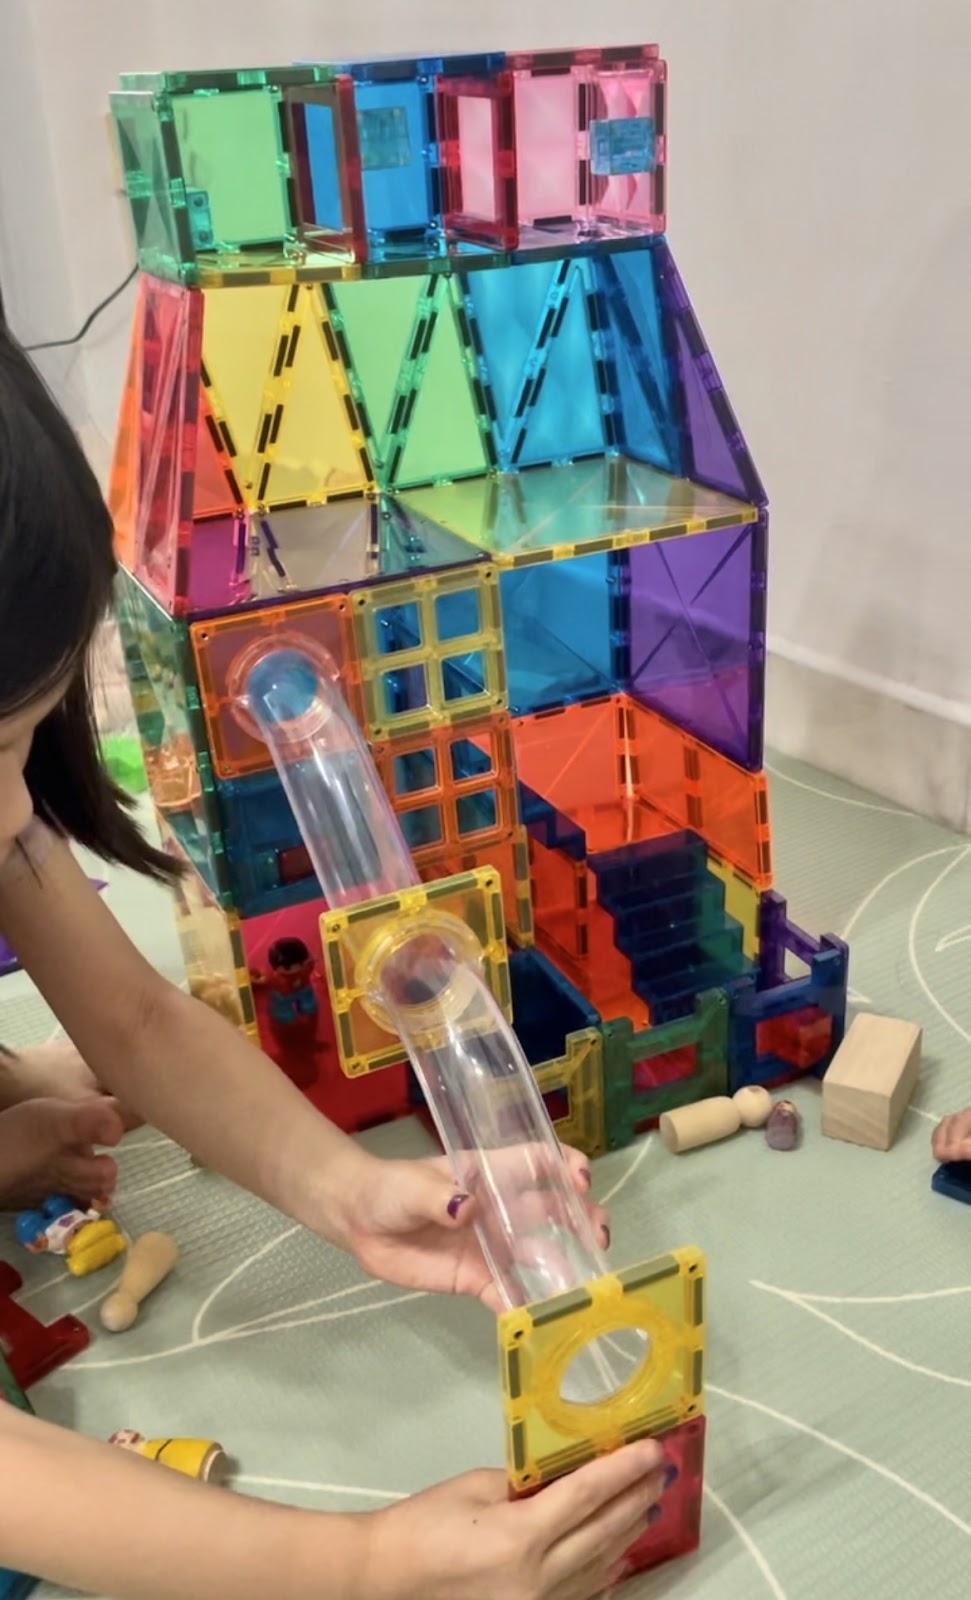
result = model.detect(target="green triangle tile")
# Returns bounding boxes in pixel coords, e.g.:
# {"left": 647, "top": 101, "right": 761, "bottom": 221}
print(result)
{"left": 330, "top": 276, "right": 425, "bottom": 466}
{"left": 392, "top": 293, "right": 487, "bottom": 489}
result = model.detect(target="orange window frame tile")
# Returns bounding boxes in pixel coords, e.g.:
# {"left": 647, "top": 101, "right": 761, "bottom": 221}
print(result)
{"left": 372, "top": 713, "right": 520, "bottom": 862}
{"left": 190, "top": 594, "right": 363, "bottom": 780}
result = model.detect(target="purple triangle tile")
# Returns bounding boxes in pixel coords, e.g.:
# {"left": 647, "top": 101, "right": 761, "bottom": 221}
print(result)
{"left": 655, "top": 241, "right": 767, "bottom": 507}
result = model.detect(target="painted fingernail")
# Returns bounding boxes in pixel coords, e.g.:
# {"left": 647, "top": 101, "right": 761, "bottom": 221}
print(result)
{"left": 601, "top": 1223, "right": 611, "bottom": 1249}
{"left": 663, "top": 1464, "right": 679, "bottom": 1489}
{"left": 647, "top": 1503, "right": 663, "bottom": 1525}
{"left": 579, "top": 1166, "right": 593, "bottom": 1189}
{"left": 447, "top": 1192, "right": 470, "bottom": 1220}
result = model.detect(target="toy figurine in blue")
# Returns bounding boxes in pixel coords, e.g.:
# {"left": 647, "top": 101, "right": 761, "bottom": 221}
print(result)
{"left": 261, "top": 937, "right": 319, "bottom": 1027}
{"left": 16, "top": 1195, "right": 126, "bottom": 1276}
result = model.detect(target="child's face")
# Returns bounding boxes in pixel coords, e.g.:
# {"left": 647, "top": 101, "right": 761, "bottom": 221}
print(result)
{"left": 0, "top": 682, "right": 66, "bottom": 865}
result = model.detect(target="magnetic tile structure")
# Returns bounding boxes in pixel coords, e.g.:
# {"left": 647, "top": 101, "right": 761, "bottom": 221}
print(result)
{"left": 110, "top": 43, "right": 849, "bottom": 1583}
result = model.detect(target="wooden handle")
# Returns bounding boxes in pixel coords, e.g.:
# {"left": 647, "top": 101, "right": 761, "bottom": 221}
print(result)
{"left": 659, "top": 1096, "right": 742, "bottom": 1154}
{"left": 100, "top": 1232, "right": 178, "bottom": 1332}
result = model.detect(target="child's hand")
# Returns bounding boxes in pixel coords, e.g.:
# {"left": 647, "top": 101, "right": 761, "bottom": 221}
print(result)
{"left": 337, "top": 1145, "right": 609, "bottom": 1308}
{"left": 933, "top": 1110, "right": 971, "bottom": 1163}
{"left": 365, "top": 1439, "right": 670, "bottom": 1600}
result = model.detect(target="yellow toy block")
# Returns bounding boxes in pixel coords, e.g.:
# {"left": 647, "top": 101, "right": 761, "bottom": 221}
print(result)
{"left": 351, "top": 566, "right": 507, "bottom": 742}
{"left": 201, "top": 282, "right": 372, "bottom": 511}
{"left": 321, "top": 866, "right": 513, "bottom": 1077}
{"left": 534, "top": 1027, "right": 606, "bottom": 1160}
{"left": 499, "top": 1247, "right": 705, "bottom": 1491}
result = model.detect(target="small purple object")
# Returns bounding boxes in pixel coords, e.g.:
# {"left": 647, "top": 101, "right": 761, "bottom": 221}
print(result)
{"left": 765, "top": 1099, "right": 801, "bottom": 1151}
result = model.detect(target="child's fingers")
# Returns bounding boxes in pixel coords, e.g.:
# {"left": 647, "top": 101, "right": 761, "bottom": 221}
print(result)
{"left": 933, "top": 1114, "right": 971, "bottom": 1163}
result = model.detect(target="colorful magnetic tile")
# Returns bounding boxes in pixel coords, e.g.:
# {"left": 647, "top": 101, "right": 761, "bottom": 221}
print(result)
{"left": 350, "top": 566, "right": 506, "bottom": 741}
{"left": 510, "top": 695, "right": 772, "bottom": 886}
{"left": 215, "top": 769, "right": 319, "bottom": 919}
{"left": 626, "top": 698, "right": 774, "bottom": 887}
{"left": 458, "top": 255, "right": 608, "bottom": 470}
{"left": 410, "top": 548, "right": 626, "bottom": 717}
{"left": 119, "top": 67, "right": 336, "bottom": 95}
{"left": 591, "top": 837, "right": 750, "bottom": 1024}
{"left": 533, "top": 1028, "right": 606, "bottom": 1159}
{"left": 109, "top": 275, "right": 148, "bottom": 570}
{"left": 127, "top": 276, "right": 204, "bottom": 612}
{"left": 589, "top": 242, "right": 681, "bottom": 475}
{"left": 653, "top": 240, "right": 766, "bottom": 506}
{"left": 335, "top": 62, "right": 440, "bottom": 255}
{"left": 506, "top": 45, "right": 667, "bottom": 250}
{"left": 113, "top": 69, "right": 337, "bottom": 281}
{"left": 193, "top": 250, "right": 367, "bottom": 288}
{"left": 320, "top": 867, "right": 512, "bottom": 1076}
{"left": 497, "top": 554, "right": 627, "bottom": 715}
{"left": 190, "top": 592, "right": 360, "bottom": 780}
{"left": 618, "top": 1415, "right": 705, "bottom": 1581}
{"left": 397, "top": 457, "right": 757, "bottom": 568}
{"left": 437, "top": 68, "right": 518, "bottom": 250}
{"left": 329, "top": 270, "right": 495, "bottom": 488}
{"left": 371, "top": 713, "right": 520, "bottom": 862}
{"left": 115, "top": 569, "right": 230, "bottom": 903}
{"left": 706, "top": 850, "right": 760, "bottom": 961}
{"left": 0, "top": 1263, "right": 90, "bottom": 1391}
{"left": 626, "top": 514, "right": 768, "bottom": 772}
{"left": 757, "top": 1006, "right": 834, "bottom": 1071}
{"left": 161, "top": 816, "right": 258, "bottom": 1038}
{"left": 603, "top": 991, "right": 730, "bottom": 1148}
{"left": 110, "top": 92, "right": 197, "bottom": 280}
{"left": 417, "top": 825, "right": 534, "bottom": 948}
{"left": 284, "top": 77, "right": 368, "bottom": 259}
{"left": 523, "top": 831, "right": 650, "bottom": 1029}
{"left": 727, "top": 910, "right": 848, "bottom": 1091}
{"left": 383, "top": 274, "right": 495, "bottom": 489}
{"left": 499, "top": 1247, "right": 705, "bottom": 1491}
{"left": 199, "top": 280, "right": 373, "bottom": 514}
{"left": 178, "top": 497, "right": 488, "bottom": 615}
{"left": 509, "top": 945, "right": 599, "bottom": 1060}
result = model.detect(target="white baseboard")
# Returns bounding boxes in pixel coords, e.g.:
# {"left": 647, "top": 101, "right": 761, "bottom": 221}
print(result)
{"left": 766, "top": 647, "right": 971, "bottom": 834}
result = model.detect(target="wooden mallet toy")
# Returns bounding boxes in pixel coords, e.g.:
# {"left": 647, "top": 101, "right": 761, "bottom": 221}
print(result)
{"left": 99, "top": 1232, "right": 178, "bottom": 1332}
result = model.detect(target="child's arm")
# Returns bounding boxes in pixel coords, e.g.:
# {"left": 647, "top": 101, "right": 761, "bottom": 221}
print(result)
{"left": 0, "top": 1401, "right": 366, "bottom": 1599}
{"left": 2, "top": 1392, "right": 668, "bottom": 1600}
{"left": 0, "top": 831, "right": 375, "bottom": 1246}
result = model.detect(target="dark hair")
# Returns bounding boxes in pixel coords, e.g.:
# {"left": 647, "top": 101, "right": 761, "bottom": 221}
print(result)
{"left": 269, "top": 937, "right": 311, "bottom": 969}
{"left": 0, "top": 328, "right": 176, "bottom": 881}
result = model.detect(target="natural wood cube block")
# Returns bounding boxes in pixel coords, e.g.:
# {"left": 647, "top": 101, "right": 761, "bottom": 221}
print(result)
{"left": 821, "top": 1013, "right": 922, "bottom": 1151}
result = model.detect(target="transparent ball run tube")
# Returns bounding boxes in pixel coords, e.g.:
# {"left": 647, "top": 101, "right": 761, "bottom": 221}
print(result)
{"left": 233, "top": 639, "right": 642, "bottom": 1399}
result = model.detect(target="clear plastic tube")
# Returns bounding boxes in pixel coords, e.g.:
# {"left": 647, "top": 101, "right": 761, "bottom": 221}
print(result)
{"left": 233, "top": 638, "right": 641, "bottom": 1397}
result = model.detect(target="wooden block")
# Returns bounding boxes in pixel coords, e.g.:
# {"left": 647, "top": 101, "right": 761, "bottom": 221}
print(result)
{"left": 821, "top": 1013, "right": 922, "bottom": 1151}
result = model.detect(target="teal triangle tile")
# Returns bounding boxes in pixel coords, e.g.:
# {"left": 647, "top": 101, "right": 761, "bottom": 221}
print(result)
{"left": 463, "top": 258, "right": 604, "bottom": 471}
{"left": 512, "top": 263, "right": 606, "bottom": 468}
{"left": 592, "top": 247, "right": 682, "bottom": 476}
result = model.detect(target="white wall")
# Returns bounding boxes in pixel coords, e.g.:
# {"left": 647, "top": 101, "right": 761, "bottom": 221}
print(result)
{"left": 2, "top": 0, "right": 969, "bottom": 826}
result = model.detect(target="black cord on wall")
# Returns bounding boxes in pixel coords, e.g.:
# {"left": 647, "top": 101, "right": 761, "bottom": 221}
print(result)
{"left": 24, "top": 265, "right": 138, "bottom": 353}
